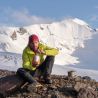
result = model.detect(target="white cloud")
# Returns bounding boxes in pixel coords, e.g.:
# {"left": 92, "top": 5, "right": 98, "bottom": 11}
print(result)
{"left": 0, "top": 8, "right": 54, "bottom": 26}
{"left": 11, "top": 10, "right": 53, "bottom": 25}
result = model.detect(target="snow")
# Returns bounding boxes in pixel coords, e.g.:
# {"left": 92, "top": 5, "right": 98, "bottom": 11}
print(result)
{"left": 0, "top": 18, "right": 98, "bottom": 81}
{"left": 72, "top": 18, "right": 88, "bottom": 26}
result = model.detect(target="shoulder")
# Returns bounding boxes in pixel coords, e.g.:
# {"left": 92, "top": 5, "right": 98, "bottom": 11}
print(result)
{"left": 39, "top": 42, "right": 45, "bottom": 47}
{"left": 23, "top": 46, "right": 31, "bottom": 54}
{"left": 23, "top": 46, "right": 35, "bottom": 54}
{"left": 23, "top": 46, "right": 28, "bottom": 52}
{"left": 39, "top": 42, "right": 49, "bottom": 49}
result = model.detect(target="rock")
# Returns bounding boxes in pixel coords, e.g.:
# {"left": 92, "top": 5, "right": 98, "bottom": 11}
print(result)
{"left": 0, "top": 74, "right": 25, "bottom": 97}
{"left": 77, "top": 88, "right": 98, "bottom": 98}
{"left": 48, "top": 90, "right": 63, "bottom": 98}
{"left": 48, "top": 85, "right": 57, "bottom": 90}
{"left": 74, "top": 82, "right": 87, "bottom": 92}
{"left": 0, "top": 69, "right": 98, "bottom": 98}
{"left": 68, "top": 71, "right": 77, "bottom": 78}
{"left": 82, "top": 76, "right": 91, "bottom": 81}
{"left": 74, "top": 76, "right": 82, "bottom": 82}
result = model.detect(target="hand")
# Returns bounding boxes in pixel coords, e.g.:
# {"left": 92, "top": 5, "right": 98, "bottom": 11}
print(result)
{"left": 32, "top": 61, "right": 40, "bottom": 67}
{"left": 36, "top": 49, "right": 45, "bottom": 54}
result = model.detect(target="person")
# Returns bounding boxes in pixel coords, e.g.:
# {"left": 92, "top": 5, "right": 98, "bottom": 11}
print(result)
{"left": 17, "top": 34, "right": 59, "bottom": 88}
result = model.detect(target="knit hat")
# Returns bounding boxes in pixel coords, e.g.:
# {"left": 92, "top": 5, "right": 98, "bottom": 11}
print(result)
{"left": 29, "top": 34, "right": 39, "bottom": 43}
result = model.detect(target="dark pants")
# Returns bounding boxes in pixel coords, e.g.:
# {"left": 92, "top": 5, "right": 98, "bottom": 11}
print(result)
{"left": 17, "top": 56, "right": 55, "bottom": 83}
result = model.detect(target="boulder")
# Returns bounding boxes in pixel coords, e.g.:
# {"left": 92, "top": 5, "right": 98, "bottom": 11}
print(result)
{"left": 0, "top": 74, "right": 25, "bottom": 97}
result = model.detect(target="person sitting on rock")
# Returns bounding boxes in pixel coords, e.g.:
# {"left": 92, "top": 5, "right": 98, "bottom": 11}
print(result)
{"left": 17, "top": 34, "right": 59, "bottom": 87}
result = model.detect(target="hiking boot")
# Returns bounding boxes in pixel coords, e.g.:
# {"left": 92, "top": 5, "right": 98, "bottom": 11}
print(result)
{"left": 44, "top": 75, "right": 52, "bottom": 84}
{"left": 27, "top": 82, "right": 42, "bottom": 92}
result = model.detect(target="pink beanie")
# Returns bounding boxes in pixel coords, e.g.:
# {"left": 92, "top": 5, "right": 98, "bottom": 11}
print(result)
{"left": 29, "top": 34, "right": 39, "bottom": 43}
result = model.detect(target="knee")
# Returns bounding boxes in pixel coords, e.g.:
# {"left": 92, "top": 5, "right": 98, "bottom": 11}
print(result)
{"left": 17, "top": 68, "right": 23, "bottom": 72}
{"left": 17, "top": 68, "right": 25, "bottom": 75}
{"left": 47, "top": 56, "right": 55, "bottom": 60}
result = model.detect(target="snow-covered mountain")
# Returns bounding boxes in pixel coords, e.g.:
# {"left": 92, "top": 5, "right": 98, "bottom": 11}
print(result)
{"left": 0, "top": 18, "right": 98, "bottom": 80}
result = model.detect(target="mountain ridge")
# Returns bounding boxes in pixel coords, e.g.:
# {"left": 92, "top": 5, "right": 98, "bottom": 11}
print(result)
{"left": 0, "top": 18, "right": 97, "bottom": 65}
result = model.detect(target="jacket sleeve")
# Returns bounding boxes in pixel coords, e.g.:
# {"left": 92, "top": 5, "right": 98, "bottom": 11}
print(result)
{"left": 43, "top": 44, "right": 59, "bottom": 56}
{"left": 22, "top": 49, "right": 31, "bottom": 70}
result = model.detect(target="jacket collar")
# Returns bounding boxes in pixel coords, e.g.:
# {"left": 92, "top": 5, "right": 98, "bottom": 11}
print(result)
{"left": 26, "top": 43, "right": 42, "bottom": 54}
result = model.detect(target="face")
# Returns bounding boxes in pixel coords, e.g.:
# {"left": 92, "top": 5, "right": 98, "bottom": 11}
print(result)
{"left": 29, "top": 40, "right": 39, "bottom": 51}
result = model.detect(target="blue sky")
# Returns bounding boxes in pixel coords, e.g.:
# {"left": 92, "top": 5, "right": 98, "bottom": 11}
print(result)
{"left": 0, "top": 0, "right": 98, "bottom": 28}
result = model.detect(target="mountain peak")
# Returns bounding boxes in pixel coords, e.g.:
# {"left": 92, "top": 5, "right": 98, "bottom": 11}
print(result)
{"left": 72, "top": 18, "right": 88, "bottom": 26}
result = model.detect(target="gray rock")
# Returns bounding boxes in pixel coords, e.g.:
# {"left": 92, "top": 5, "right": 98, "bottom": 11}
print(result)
{"left": 77, "top": 88, "right": 98, "bottom": 98}
{"left": 0, "top": 70, "right": 98, "bottom": 98}
{"left": 74, "top": 82, "right": 87, "bottom": 92}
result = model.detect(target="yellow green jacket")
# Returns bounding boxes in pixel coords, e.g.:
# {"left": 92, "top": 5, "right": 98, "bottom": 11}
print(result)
{"left": 22, "top": 43, "right": 59, "bottom": 71}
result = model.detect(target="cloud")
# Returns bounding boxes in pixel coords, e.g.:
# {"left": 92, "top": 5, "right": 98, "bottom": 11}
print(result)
{"left": 11, "top": 9, "right": 54, "bottom": 25}
{"left": 0, "top": 8, "right": 54, "bottom": 26}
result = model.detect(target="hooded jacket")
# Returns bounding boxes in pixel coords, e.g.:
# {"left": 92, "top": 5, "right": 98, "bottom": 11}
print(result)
{"left": 22, "top": 43, "right": 59, "bottom": 71}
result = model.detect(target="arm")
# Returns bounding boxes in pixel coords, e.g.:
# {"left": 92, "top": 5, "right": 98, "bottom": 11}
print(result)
{"left": 22, "top": 49, "right": 31, "bottom": 70}
{"left": 41, "top": 44, "right": 59, "bottom": 56}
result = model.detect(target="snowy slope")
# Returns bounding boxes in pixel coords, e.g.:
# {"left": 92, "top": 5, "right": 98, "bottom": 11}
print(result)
{"left": 0, "top": 18, "right": 98, "bottom": 80}
{"left": 0, "top": 52, "right": 22, "bottom": 71}
{"left": 0, "top": 18, "right": 93, "bottom": 64}
{"left": 72, "top": 30, "right": 98, "bottom": 70}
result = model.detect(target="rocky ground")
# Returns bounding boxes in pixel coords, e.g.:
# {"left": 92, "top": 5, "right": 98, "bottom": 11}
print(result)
{"left": 0, "top": 69, "right": 98, "bottom": 98}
